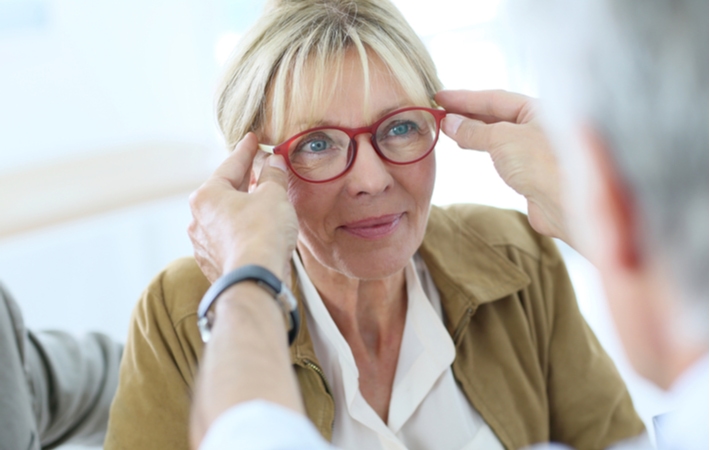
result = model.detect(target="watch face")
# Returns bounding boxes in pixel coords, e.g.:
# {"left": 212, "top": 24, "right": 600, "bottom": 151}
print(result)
{"left": 278, "top": 285, "right": 298, "bottom": 311}
{"left": 197, "top": 315, "right": 212, "bottom": 343}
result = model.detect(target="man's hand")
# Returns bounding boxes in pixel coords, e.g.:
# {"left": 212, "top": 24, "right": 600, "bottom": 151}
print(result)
{"left": 188, "top": 133, "right": 303, "bottom": 449}
{"left": 435, "top": 89, "right": 569, "bottom": 244}
{"left": 188, "top": 132, "right": 298, "bottom": 282}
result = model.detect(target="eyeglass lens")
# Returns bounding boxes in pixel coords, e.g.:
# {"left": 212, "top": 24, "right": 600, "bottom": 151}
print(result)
{"left": 286, "top": 109, "right": 438, "bottom": 181}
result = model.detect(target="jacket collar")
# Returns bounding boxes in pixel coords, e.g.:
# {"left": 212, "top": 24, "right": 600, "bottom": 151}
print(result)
{"left": 289, "top": 205, "right": 531, "bottom": 362}
{"left": 418, "top": 205, "right": 530, "bottom": 337}
{"left": 289, "top": 266, "right": 319, "bottom": 365}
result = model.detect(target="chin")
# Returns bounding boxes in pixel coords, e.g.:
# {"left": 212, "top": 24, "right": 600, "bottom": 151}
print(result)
{"left": 304, "top": 236, "right": 417, "bottom": 281}
{"left": 339, "top": 251, "right": 412, "bottom": 280}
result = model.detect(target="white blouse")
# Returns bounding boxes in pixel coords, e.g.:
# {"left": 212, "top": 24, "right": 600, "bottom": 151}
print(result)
{"left": 293, "top": 252, "right": 504, "bottom": 450}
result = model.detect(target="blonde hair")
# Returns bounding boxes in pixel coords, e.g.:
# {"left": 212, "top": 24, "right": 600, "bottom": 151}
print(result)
{"left": 216, "top": 0, "right": 442, "bottom": 149}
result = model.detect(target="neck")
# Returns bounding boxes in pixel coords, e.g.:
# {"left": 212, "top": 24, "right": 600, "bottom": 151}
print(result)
{"left": 633, "top": 267, "right": 708, "bottom": 390}
{"left": 297, "top": 243, "right": 407, "bottom": 353}
{"left": 657, "top": 337, "right": 707, "bottom": 391}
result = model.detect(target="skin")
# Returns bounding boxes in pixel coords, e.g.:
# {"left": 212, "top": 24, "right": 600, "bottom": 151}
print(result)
{"left": 261, "top": 50, "right": 437, "bottom": 421}
{"left": 188, "top": 141, "right": 303, "bottom": 448}
{"left": 188, "top": 134, "right": 298, "bottom": 284}
{"left": 435, "top": 90, "right": 567, "bottom": 244}
{"left": 568, "top": 128, "right": 706, "bottom": 389}
{"left": 435, "top": 88, "right": 707, "bottom": 389}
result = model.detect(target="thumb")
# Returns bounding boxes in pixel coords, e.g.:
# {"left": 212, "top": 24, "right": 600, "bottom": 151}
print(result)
{"left": 442, "top": 114, "right": 492, "bottom": 152}
{"left": 213, "top": 132, "right": 260, "bottom": 190}
{"left": 256, "top": 154, "right": 289, "bottom": 191}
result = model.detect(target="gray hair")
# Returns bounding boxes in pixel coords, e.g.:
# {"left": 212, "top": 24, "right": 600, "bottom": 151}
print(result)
{"left": 517, "top": 0, "right": 708, "bottom": 339}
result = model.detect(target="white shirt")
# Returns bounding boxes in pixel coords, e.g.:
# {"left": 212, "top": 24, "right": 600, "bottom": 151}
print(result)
{"left": 200, "top": 254, "right": 504, "bottom": 450}
{"left": 294, "top": 252, "right": 503, "bottom": 450}
{"left": 201, "top": 354, "right": 708, "bottom": 450}
{"left": 653, "top": 354, "right": 709, "bottom": 450}
{"left": 200, "top": 400, "right": 334, "bottom": 450}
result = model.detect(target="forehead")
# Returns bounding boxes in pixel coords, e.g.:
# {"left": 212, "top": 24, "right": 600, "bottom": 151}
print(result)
{"left": 263, "top": 48, "right": 429, "bottom": 143}
{"left": 304, "top": 52, "right": 410, "bottom": 124}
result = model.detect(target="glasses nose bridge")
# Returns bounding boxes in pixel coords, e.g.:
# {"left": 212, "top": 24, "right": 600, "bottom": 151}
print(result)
{"left": 348, "top": 123, "right": 379, "bottom": 153}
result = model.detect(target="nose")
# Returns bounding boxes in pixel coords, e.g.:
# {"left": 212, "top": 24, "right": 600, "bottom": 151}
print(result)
{"left": 344, "top": 134, "right": 393, "bottom": 197}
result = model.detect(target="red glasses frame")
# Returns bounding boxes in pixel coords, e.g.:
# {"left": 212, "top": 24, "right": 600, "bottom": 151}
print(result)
{"left": 259, "top": 106, "right": 447, "bottom": 183}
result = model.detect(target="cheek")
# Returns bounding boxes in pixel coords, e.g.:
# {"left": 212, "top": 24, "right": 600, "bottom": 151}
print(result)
{"left": 287, "top": 177, "right": 313, "bottom": 222}
{"left": 424, "top": 154, "right": 436, "bottom": 197}
{"left": 404, "top": 152, "right": 436, "bottom": 208}
{"left": 287, "top": 177, "right": 338, "bottom": 235}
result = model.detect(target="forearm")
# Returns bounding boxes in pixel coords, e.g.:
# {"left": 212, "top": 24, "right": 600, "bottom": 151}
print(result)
{"left": 191, "top": 282, "right": 303, "bottom": 448}
{"left": 0, "top": 283, "right": 122, "bottom": 449}
{"left": 28, "top": 330, "right": 122, "bottom": 447}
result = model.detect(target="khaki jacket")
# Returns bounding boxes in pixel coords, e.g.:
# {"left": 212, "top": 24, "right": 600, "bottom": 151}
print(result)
{"left": 105, "top": 204, "right": 644, "bottom": 450}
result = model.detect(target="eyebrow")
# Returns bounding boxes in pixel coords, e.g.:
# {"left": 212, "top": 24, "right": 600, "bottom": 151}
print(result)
{"left": 292, "top": 103, "right": 413, "bottom": 132}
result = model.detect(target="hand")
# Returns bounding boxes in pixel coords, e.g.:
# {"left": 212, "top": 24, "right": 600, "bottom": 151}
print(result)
{"left": 188, "top": 132, "right": 298, "bottom": 282}
{"left": 435, "top": 89, "right": 569, "bottom": 244}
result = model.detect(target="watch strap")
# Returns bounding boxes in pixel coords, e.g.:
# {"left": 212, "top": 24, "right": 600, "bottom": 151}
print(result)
{"left": 197, "top": 265, "right": 299, "bottom": 345}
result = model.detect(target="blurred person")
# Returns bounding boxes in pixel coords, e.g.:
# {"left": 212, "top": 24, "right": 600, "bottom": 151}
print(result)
{"left": 436, "top": 0, "right": 708, "bottom": 448}
{"left": 106, "top": 0, "right": 644, "bottom": 449}
{"left": 0, "top": 283, "right": 122, "bottom": 449}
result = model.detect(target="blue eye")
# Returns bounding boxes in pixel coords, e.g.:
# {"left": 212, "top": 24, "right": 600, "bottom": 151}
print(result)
{"left": 388, "top": 121, "right": 416, "bottom": 137}
{"left": 293, "top": 133, "right": 338, "bottom": 156}
{"left": 308, "top": 140, "right": 329, "bottom": 152}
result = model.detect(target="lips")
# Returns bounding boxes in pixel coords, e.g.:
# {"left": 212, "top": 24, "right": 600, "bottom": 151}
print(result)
{"left": 339, "top": 213, "right": 404, "bottom": 240}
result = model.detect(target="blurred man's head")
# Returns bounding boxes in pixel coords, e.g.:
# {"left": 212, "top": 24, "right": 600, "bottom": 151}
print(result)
{"left": 519, "top": 0, "right": 708, "bottom": 388}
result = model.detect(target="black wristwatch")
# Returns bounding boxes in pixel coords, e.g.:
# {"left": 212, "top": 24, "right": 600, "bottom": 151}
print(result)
{"left": 197, "top": 265, "right": 300, "bottom": 345}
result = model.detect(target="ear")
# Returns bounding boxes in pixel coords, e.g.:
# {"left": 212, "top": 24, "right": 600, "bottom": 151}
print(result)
{"left": 578, "top": 127, "right": 641, "bottom": 271}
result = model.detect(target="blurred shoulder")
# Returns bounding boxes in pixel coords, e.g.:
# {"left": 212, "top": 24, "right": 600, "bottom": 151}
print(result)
{"left": 140, "top": 256, "right": 210, "bottom": 326}
{"left": 428, "top": 203, "right": 555, "bottom": 261}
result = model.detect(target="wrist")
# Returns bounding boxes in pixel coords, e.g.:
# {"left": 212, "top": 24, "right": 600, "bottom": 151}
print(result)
{"left": 197, "top": 264, "right": 300, "bottom": 345}
{"left": 223, "top": 250, "right": 288, "bottom": 280}
{"left": 214, "top": 282, "right": 283, "bottom": 322}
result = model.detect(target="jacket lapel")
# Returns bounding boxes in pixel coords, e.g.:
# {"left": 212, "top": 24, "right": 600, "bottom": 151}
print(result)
{"left": 418, "top": 205, "right": 531, "bottom": 338}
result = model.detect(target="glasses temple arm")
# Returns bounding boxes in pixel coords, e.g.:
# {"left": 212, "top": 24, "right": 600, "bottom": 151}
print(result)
{"left": 258, "top": 144, "right": 275, "bottom": 154}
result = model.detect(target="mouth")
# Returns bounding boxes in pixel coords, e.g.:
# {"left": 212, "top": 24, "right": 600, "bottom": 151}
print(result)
{"left": 339, "top": 213, "right": 404, "bottom": 240}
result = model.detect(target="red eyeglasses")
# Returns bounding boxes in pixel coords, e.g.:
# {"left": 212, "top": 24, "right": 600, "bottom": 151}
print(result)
{"left": 259, "top": 107, "right": 446, "bottom": 183}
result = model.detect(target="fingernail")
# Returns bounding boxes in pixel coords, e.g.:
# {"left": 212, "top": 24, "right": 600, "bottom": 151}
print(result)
{"left": 268, "top": 155, "right": 287, "bottom": 172}
{"left": 443, "top": 114, "right": 464, "bottom": 135}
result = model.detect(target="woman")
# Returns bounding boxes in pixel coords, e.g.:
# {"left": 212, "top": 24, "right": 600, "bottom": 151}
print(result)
{"left": 105, "top": 1, "right": 644, "bottom": 449}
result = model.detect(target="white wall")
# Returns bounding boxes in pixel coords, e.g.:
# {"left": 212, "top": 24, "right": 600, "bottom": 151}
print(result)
{"left": 0, "top": 1, "right": 669, "bottom": 448}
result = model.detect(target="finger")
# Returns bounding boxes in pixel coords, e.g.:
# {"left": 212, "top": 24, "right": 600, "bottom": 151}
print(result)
{"left": 256, "top": 155, "right": 289, "bottom": 191}
{"left": 212, "top": 132, "right": 260, "bottom": 190}
{"left": 248, "top": 152, "right": 269, "bottom": 193}
{"left": 435, "top": 90, "right": 532, "bottom": 124}
{"left": 442, "top": 114, "right": 497, "bottom": 151}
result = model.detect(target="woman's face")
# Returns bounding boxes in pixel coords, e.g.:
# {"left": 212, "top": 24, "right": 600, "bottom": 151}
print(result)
{"left": 272, "top": 51, "right": 436, "bottom": 280}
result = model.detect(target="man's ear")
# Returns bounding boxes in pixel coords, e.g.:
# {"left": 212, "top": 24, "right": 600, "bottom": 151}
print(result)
{"left": 579, "top": 127, "right": 641, "bottom": 271}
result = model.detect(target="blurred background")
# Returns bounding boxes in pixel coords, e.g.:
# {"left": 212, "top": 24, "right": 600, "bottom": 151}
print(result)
{"left": 0, "top": 0, "right": 669, "bottom": 448}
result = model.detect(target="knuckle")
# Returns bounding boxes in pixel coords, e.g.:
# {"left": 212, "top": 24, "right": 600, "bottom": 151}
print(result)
{"left": 261, "top": 180, "right": 286, "bottom": 197}
{"left": 188, "top": 188, "right": 204, "bottom": 209}
{"left": 188, "top": 184, "right": 217, "bottom": 212}
{"left": 455, "top": 121, "right": 479, "bottom": 149}
{"left": 487, "top": 122, "right": 511, "bottom": 147}
{"left": 459, "top": 121, "right": 478, "bottom": 141}
{"left": 187, "top": 221, "right": 201, "bottom": 241}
